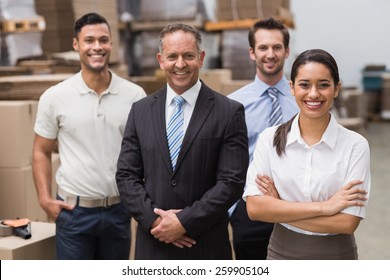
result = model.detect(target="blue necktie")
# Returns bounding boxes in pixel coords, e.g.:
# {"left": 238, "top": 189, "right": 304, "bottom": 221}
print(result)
{"left": 267, "top": 87, "right": 283, "bottom": 126}
{"left": 167, "top": 96, "right": 185, "bottom": 171}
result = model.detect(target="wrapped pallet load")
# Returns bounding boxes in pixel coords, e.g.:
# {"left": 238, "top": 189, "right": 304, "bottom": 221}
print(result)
{"left": 0, "top": 0, "right": 45, "bottom": 65}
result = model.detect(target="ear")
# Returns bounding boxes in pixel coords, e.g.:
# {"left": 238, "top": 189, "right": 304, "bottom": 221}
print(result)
{"left": 157, "top": 53, "right": 164, "bottom": 70}
{"left": 73, "top": 38, "right": 79, "bottom": 51}
{"left": 289, "top": 80, "right": 295, "bottom": 96}
{"left": 285, "top": 47, "right": 290, "bottom": 59}
{"left": 198, "top": 50, "right": 206, "bottom": 68}
{"left": 334, "top": 82, "right": 341, "bottom": 98}
{"left": 249, "top": 47, "right": 256, "bottom": 61}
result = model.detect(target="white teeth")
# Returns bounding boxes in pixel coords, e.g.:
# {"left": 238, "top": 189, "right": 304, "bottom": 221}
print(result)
{"left": 306, "top": 101, "right": 321, "bottom": 106}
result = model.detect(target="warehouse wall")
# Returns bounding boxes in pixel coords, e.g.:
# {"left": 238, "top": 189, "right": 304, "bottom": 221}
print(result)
{"left": 290, "top": 0, "right": 390, "bottom": 88}
{"left": 205, "top": 0, "right": 390, "bottom": 88}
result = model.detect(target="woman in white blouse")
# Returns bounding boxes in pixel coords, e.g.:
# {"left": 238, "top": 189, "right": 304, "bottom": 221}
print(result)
{"left": 244, "top": 49, "right": 371, "bottom": 260}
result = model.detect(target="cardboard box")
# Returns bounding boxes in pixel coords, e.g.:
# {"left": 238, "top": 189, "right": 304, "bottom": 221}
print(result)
{"left": 217, "top": 0, "right": 282, "bottom": 21}
{"left": 0, "top": 222, "right": 55, "bottom": 259}
{"left": 221, "top": 79, "right": 251, "bottom": 96}
{"left": 200, "top": 69, "right": 232, "bottom": 94}
{"left": 0, "top": 74, "right": 72, "bottom": 100}
{"left": 0, "top": 101, "right": 38, "bottom": 168}
{"left": 0, "top": 154, "right": 60, "bottom": 222}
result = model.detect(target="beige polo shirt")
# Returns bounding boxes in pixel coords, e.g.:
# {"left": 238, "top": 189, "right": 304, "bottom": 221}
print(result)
{"left": 34, "top": 71, "right": 146, "bottom": 197}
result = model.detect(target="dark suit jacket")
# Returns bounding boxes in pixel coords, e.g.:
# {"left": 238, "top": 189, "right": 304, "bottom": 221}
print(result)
{"left": 116, "top": 82, "right": 249, "bottom": 259}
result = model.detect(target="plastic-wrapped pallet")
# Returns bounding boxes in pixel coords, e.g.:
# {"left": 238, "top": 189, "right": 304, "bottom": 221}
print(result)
{"left": 0, "top": 0, "right": 44, "bottom": 65}
{"left": 221, "top": 30, "right": 255, "bottom": 80}
{"left": 140, "top": 0, "right": 207, "bottom": 21}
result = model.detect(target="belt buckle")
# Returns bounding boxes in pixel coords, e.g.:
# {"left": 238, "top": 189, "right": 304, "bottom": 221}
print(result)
{"left": 103, "top": 196, "right": 110, "bottom": 208}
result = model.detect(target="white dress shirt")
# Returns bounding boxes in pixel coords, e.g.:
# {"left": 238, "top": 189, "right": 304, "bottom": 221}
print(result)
{"left": 165, "top": 80, "right": 201, "bottom": 134}
{"left": 243, "top": 113, "right": 371, "bottom": 235}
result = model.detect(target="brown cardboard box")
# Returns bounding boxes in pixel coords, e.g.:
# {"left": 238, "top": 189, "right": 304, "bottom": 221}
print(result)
{"left": 128, "top": 76, "right": 166, "bottom": 95}
{"left": 221, "top": 79, "right": 251, "bottom": 96}
{"left": 200, "top": 69, "right": 232, "bottom": 94}
{"left": 217, "top": 0, "right": 282, "bottom": 21}
{"left": 0, "top": 74, "right": 72, "bottom": 100}
{"left": 0, "top": 101, "right": 38, "bottom": 168}
{"left": 0, "top": 222, "right": 55, "bottom": 259}
{"left": 0, "top": 154, "right": 60, "bottom": 222}
{"left": 0, "top": 165, "right": 46, "bottom": 222}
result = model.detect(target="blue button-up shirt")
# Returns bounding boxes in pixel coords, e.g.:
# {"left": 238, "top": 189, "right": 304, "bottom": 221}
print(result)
{"left": 229, "top": 75, "right": 299, "bottom": 162}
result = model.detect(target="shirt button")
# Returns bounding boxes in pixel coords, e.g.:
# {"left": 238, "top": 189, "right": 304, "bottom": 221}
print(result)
{"left": 171, "top": 180, "right": 177, "bottom": 186}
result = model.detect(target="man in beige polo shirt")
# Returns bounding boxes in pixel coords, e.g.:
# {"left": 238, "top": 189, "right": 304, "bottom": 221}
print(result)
{"left": 32, "top": 13, "right": 146, "bottom": 259}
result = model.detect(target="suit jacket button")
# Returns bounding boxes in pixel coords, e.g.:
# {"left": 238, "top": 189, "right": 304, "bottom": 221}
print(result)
{"left": 171, "top": 180, "right": 177, "bottom": 186}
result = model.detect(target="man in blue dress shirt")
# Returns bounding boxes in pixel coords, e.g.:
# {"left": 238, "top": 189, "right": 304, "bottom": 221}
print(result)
{"left": 228, "top": 17, "right": 299, "bottom": 260}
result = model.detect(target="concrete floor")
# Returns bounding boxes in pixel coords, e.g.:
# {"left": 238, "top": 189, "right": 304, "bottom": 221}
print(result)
{"left": 355, "top": 121, "right": 390, "bottom": 259}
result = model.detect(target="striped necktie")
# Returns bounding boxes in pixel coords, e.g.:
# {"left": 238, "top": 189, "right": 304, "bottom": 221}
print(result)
{"left": 167, "top": 96, "right": 185, "bottom": 171}
{"left": 267, "top": 87, "right": 283, "bottom": 126}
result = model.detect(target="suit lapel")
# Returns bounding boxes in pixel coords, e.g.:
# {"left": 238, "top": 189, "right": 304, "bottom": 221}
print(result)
{"left": 151, "top": 88, "right": 172, "bottom": 172}
{"left": 174, "top": 84, "right": 215, "bottom": 173}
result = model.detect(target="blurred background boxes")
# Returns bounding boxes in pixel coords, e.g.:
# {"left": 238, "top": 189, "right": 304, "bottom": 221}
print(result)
{"left": 0, "top": 101, "right": 37, "bottom": 168}
{"left": 0, "top": 73, "right": 72, "bottom": 100}
{"left": 216, "top": 0, "right": 282, "bottom": 21}
{"left": 140, "top": 0, "right": 207, "bottom": 21}
{"left": 0, "top": 0, "right": 45, "bottom": 65}
{"left": 0, "top": 99, "right": 60, "bottom": 222}
{"left": 35, "top": 0, "right": 74, "bottom": 53}
{"left": 0, "top": 153, "right": 59, "bottom": 222}
{"left": 221, "top": 30, "right": 255, "bottom": 80}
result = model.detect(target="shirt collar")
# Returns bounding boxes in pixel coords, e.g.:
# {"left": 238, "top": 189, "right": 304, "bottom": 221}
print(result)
{"left": 255, "top": 75, "right": 290, "bottom": 97}
{"left": 287, "top": 112, "right": 339, "bottom": 150}
{"left": 320, "top": 112, "right": 338, "bottom": 150}
{"left": 77, "top": 70, "right": 119, "bottom": 95}
{"left": 166, "top": 80, "right": 201, "bottom": 107}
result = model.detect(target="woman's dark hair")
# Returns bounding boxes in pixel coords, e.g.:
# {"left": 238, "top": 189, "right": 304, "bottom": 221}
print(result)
{"left": 273, "top": 49, "right": 340, "bottom": 156}
{"left": 74, "top": 13, "right": 110, "bottom": 38}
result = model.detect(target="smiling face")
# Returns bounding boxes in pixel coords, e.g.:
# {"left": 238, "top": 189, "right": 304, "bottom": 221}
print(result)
{"left": 249, "top": 29, "right": 289, "bottom": 84}
{"left": 73, "top": 23, "right": 112, "bottom": 73}
{"left": 290, "top": 62, "right": 340, "bottom": 122}
{"left": 157, "top": 30, "right": 205, "bottom": 94}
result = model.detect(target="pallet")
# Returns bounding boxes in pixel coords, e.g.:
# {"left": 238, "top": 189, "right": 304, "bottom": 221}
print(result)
{"left": 127, "top": 17, "right": 203, "bottom": 32}
{"left": 0, "top": 16, "right": 46, "bottom": 33}
{"left": 204, "top": 19, "right": 260, "bottom": 31}
{"left": 204, "top": 17, "right": 294, "bottom": 32}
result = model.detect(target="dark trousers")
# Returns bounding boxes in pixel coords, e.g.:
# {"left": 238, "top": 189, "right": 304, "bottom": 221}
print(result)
{"left": 230, "top": 198, "right": 274, "bottom": 260}
{"left": 56, "top": 201, "right": 131, "bottom": 260}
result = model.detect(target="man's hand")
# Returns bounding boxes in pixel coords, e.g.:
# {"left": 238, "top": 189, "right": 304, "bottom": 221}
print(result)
{"left": 150, "top": 208, "right": 196, "bottom": 248}
{"left": 40, "top": 197, "right": 74, "bottom": 222}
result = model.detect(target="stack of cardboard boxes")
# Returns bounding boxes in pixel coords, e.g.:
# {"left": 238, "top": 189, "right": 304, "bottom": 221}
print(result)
{"left": 216, "top": 0, "right": 283, "bottom": 21}
{"left": 0, "top": 100, "right": 59, "bottom": 259}
{"left": 381, "top": 73, "right": 390, "bottom": 120}
{"left": 217, "top": 0, "right": 293, "bottom": 80}
{"left": 35, "top": 0, "right": 75, "bottom": 53}
{"left": 0, "top": 100, "right": 60, "bottom": 222}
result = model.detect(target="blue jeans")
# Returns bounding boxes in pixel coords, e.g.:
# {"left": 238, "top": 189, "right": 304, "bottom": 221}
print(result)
{"left": 55, "top": 200, "right": 131, "bottom": 260}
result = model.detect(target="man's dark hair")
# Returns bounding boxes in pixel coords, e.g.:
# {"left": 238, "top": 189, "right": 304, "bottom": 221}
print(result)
{"left": 74, "top": 13, "right": 110, "bottom": 38}
{"left": 248, "top": 17, "right": 290, "bottom": 49}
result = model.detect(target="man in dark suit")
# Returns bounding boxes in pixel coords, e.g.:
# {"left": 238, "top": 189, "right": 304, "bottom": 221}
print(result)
{"left": 116, "top": 23, "right": 249, "bottom": 260}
